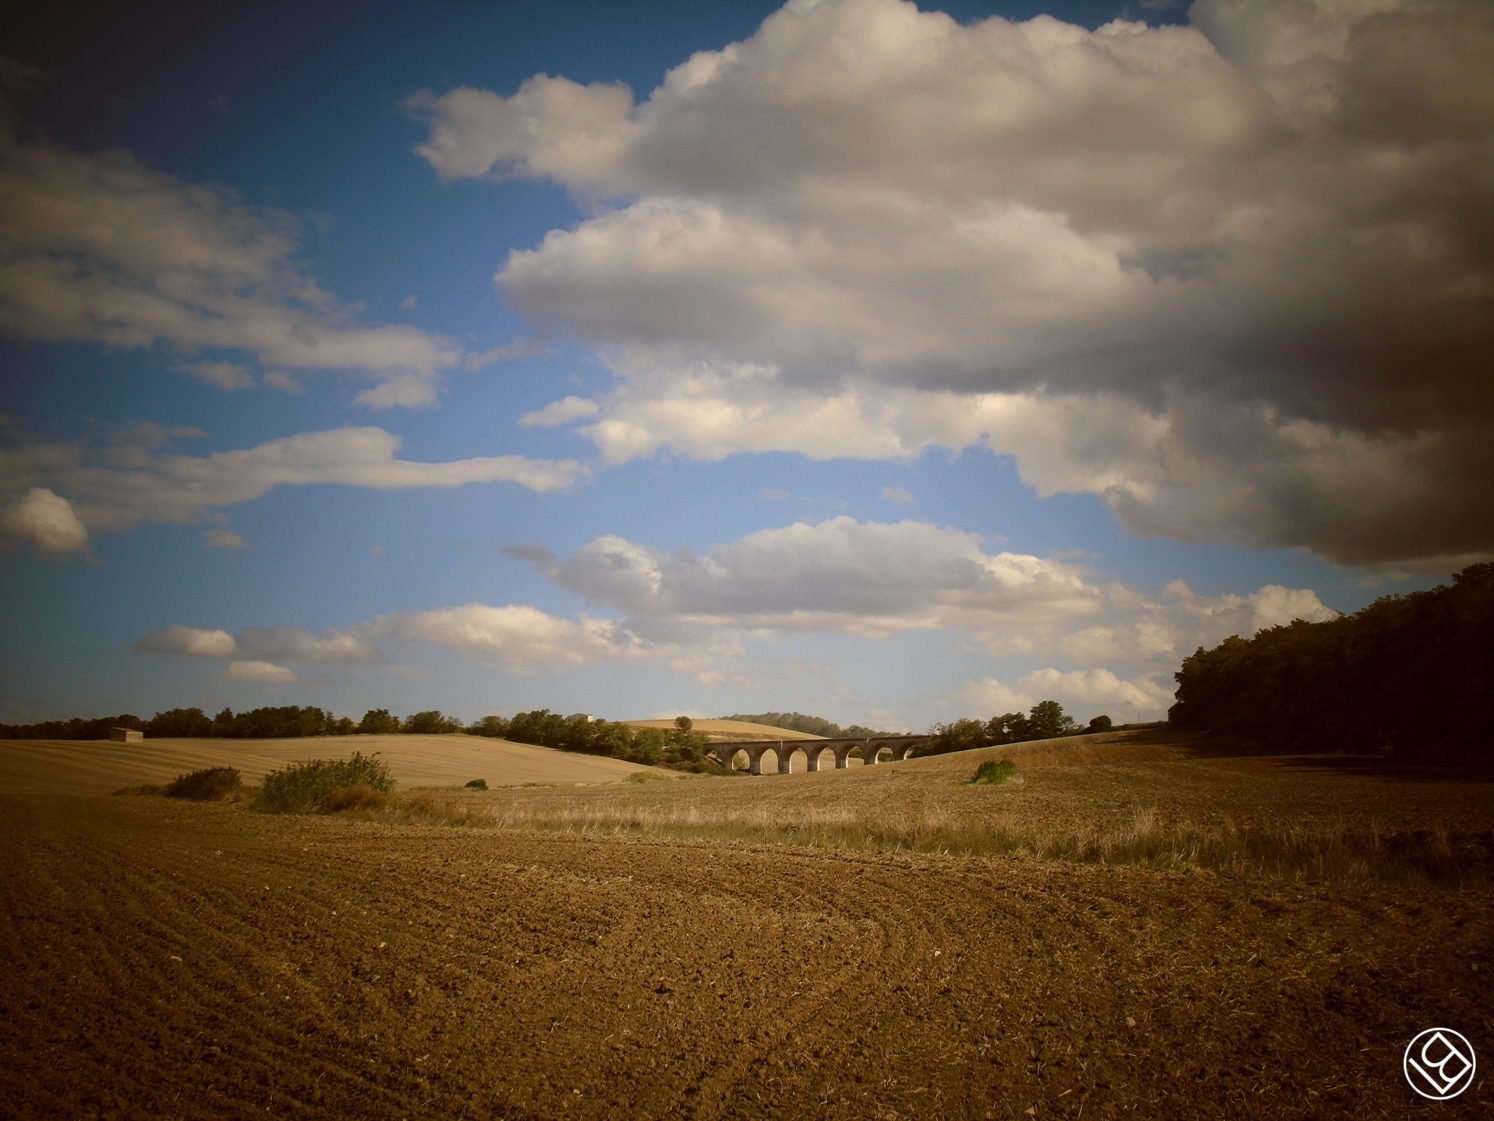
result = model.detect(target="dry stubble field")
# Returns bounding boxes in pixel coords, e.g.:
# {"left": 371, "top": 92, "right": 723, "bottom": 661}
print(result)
{"left": 1, "top": 729, "right": 1489, "bottom": 1120}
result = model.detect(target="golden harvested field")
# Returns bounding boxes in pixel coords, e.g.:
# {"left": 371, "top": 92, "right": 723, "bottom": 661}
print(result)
{"left": 1, "top": 729, "right": 1489, "bottom": 1119}
{"left": 623, "top": 719, "right": 826, "bottom": 741}
{"left": 0, "top": 733, "right": 664, "bottom": 795}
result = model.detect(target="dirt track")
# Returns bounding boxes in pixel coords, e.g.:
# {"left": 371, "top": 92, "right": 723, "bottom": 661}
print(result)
{"left": 2, "top": 789, "right": 1489, "bottom": 1119}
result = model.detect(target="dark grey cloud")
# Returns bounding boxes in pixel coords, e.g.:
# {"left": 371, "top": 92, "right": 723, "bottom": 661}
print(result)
{"left": 415, "top": 0, "right": 1493, "bottom": 566}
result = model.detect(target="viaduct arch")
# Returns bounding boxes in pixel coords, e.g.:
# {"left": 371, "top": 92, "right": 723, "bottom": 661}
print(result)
{"left": 706, "top": 735, "right": 931, "bottom": 775}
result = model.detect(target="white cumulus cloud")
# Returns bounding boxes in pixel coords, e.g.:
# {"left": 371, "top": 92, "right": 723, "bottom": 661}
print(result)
{"left": 180, "top": 361, "right": 254, "bottom": 391}
{"left": 226, "top": 660, "right": 297, "bottom": 683}
{"left": 133, "top": 517, "right": 1340, "bottom": 690}
{"left": 0, "top": 425, "right": 584, "bottom": 538}
{"left": 946, "top": 667, "right": 1177, "bottom": 724}
{"left": 2, "top": 487, "right": 90, "bottom": 554}
{"left": 135, "top": 624, "right": 239, "bottom": 659}
{"left": 136, "top": 605, "right": 644, "bottom": 676}
{"left": 543, "top": 516, "right": 1100, "bottom": 636}
{"left": 512, "top": 516, "right": 1337, "bottom": 675}
{"left": 363, "top": 603, "right": 644, "bottom": 675}
{"left": 236, "top": 625, "right": 383, "bottom": 665}
{"left": 519, "top": 395, "right": 601, "bottom": 427}
{"left": 0, "top": 127, "right": 460, "bottom": 405}
{"left": 136, "top": 621, "right": 382, "bottom": 664}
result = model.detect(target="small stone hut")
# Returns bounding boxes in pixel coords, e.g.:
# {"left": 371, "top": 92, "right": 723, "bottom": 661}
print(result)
{"left": 110, "top": 728, "right": 144, "bottom": 743}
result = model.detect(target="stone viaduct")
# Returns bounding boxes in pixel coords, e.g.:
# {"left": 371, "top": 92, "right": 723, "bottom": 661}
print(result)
{"left": 706, "top": 735, "right": 932, "bottom": 775}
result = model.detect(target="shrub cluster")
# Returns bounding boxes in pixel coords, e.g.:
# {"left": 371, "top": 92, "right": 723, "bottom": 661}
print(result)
{"left": 1170, "top": 563, "right": 1493, "bottom": 764}
{"left": 252, "top": 752, "right": 394, "bottom": 814}
{"left": 164, "top": 766, "right": 241, "bottom": 801}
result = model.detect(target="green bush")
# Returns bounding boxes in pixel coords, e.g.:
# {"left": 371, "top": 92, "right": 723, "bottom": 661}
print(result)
{"left": 252, "top": 752, "right": 394, "bottom": 814}
{"left": 403, "top": 710, "right": 462, "bottom": 734}
{"left": 358, "top": 708, "right": 401, "bottom": 734}
{"left": 164, "top": 766, "right": 241, "bottom": 800}
{"left": 464, "top": 778, "right": 488, "bottom": 790}
{"left": 966, "top": 759, "right": 1018, "bottom": 786}
{"left": 147, "top": 707, "right": 213, "bottom": 738}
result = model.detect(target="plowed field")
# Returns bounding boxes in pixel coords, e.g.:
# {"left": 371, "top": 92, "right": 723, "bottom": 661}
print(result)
{"left": 1, "top": 734, "right": 1489, "bottom": 1119}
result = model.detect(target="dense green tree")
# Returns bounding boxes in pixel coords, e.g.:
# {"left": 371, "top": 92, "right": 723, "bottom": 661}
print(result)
{"left": 503, "top": 709, "right": 677, "bottom": 764}
{"left": 506, "top": 709, "right": 569, "bottom": 748}
{"left": 201, "top": 706, "right": 337, "bottom": 739}
{"left": 1026, "top": 700, "right": 1077, "bottom": 740}
{"left": 146, "top": 707, "right": 213, "bottom": 737}
{"left": 466, "top": 715, "right": 511, "bottom": 739}
{"left": 0, "top": 714, "right": 145, "bottom": 740}
{"left": 985, "top": 712, "right": 1030, "bottom": 743}
{"left": 917, "top": 700, "right": 1087, "bottom": 757}
{"left": 358, "top": 709, "right": 400, "bottom": 735}
{"left": 1170, "top": 563, "right": 1493, "bottom": 763}
{"left": 928, "top": 718, "right": 988, "bottom": 754}
{"left": 403, "top": 710, "right": 462, "bottom": 734}
{"left": 663, "top": 718, "right": 708, "bottom": 766}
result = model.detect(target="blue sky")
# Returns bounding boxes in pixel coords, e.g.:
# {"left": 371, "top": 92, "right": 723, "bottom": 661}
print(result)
{"left": 2, "top": 0, "right": 1488, "bottom": 730}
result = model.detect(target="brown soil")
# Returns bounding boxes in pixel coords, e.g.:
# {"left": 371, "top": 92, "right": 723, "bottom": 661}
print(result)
{"left": 0, "top": 734, "right": 1490, "bottom": 1119}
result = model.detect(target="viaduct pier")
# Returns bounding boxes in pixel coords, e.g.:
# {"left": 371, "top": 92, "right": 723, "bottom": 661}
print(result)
{"left": 706, "top": 735, "right": 932, "bottom": 775}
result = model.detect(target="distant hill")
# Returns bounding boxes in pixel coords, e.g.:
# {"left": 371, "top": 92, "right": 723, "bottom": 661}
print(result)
{"left": 624, "top": 719, "right": 824, "bottom": 742}
{"left": 721, "top": 712, "right": 889, "bottom": 738}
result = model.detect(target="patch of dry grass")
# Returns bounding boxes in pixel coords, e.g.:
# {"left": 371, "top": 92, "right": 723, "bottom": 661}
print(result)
{"left": 91, "top": 729, "right": 1493, "bottom": 888}
{"left": 358, "top": 789, "right": 1488, "bottom": 887}
{"left": 321, "top": 731, "right": 1488, "bottom": 888}
{"left": 164, "top": 766, "right": 241, "bottom": 801}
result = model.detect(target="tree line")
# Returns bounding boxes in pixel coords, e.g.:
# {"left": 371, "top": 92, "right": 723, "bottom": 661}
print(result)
{"left": 491, "top": 712, "right": 715, "bottom": 770}
{"left": 0, "top": 704, "right": 720, "bottom": 771}
{"left": 916, "top": 701, "right": 1112, "bottom": 756}
{"left": 1168, "top": 563, "right": 1492, "bottom": 764}
{"left": 2, "top": 705, "right": 369, "bottom": 741}
{"left": 1, "top": 697, "right": 1118, "bottom": 766}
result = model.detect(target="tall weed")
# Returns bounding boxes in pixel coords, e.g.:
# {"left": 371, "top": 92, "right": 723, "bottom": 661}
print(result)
{"left": 252, "top": 752, "right": 393, "bottom": 814}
